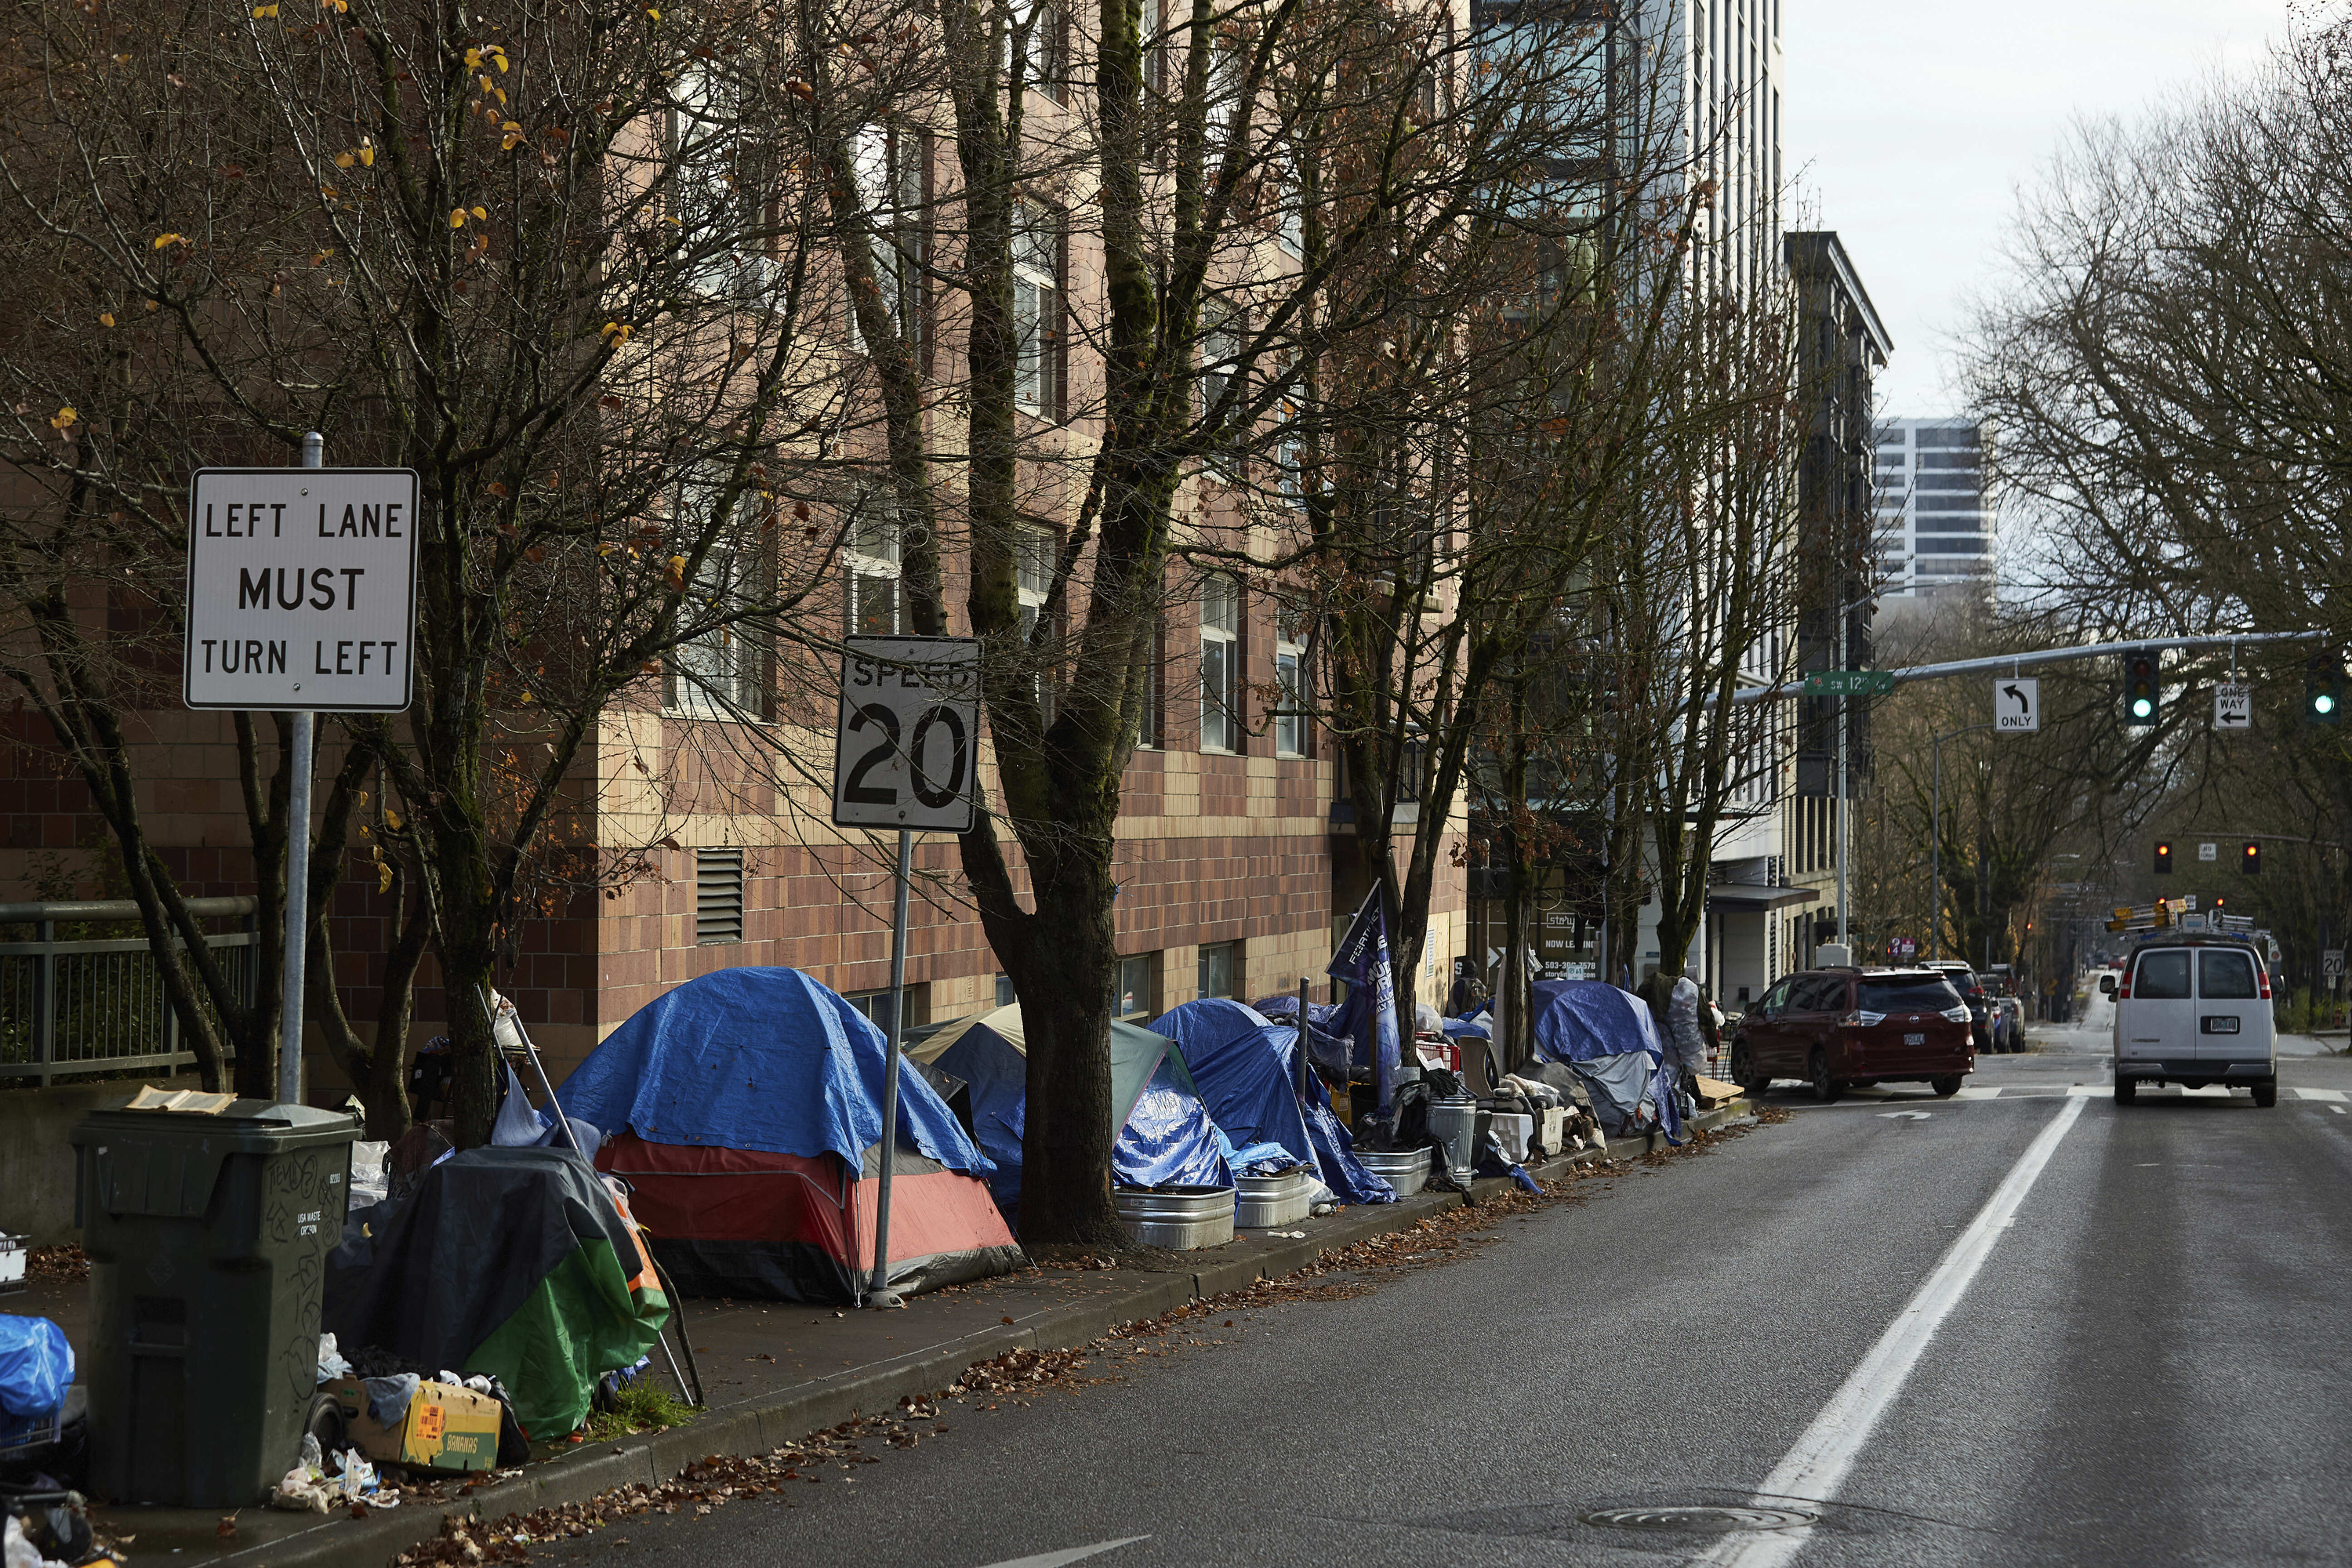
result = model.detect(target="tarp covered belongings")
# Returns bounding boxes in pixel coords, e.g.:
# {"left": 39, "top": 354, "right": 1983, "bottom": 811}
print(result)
{"left": 0, "top": 1315, "right": 71, "bottom": 1418}
{"left": 1250, "top": 995, "right": 1352, "bottom": 1079}
{"left": 909, "top": 1006, "right": 1231, "bottom": 1225}
{"left": 1529, "top": 980, "right": 1682, "bottom": 1143}
{"left": 1150, "top": 999, "right": 1396, "bottom": 1205}
{"left": 559, "top": 969, "right": 1019, "bottom": 1304}
{"left": 324, "top": 1147, "right": 669, "bottom": 1439}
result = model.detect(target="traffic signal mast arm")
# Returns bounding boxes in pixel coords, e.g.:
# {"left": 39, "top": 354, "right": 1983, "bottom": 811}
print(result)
{"left": 1726, "top": 630, "right": 2328, "bottom": 706}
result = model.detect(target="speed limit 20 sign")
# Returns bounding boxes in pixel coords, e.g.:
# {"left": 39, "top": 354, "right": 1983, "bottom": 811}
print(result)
{"left": 832, "top": 637, "right": 980, "bottom": 833}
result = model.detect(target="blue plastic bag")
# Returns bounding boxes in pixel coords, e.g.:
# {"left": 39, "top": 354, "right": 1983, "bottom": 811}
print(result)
{"left": 0, "top": 1315, "right": 72, "bottom": 1418}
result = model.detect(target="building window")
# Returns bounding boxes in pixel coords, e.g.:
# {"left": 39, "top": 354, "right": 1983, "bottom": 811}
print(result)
{"left": 1116, "top": 953, "right": 1157, "bottom": 1019}
{"left": 995, "top": 974, "right": 1016, "bottom": 1008}
{"left": 695, "top": 848, "right": 745, "bottom": 944}
{"left": 1136, "top": 620, "right": 1163, "bottom": 749}
{"left": 1196, "top": 941, "right": 1240, "bottom": 1000}
{"left": 1013, "top": 201, "right": 1064, "bottom": 418}
{"left": 848, "top": 122, "right": 927, "bottom": 355}
{"left": 1200, "top": 574, "right": 1240, "bottom": 752}
{"left": 844, "top": 495, "right": 902, "bottom": 636}
{"left": 1199, "top": 306, "right": 1239, "bottom": 425}
{"left": 667, "top": 475, "right": 763, "bottom": 719}
{"left": 1275, "top": 603, "right": 1306, "bottom": 757}
{"left": 844, "top": 984, "right": 929, "bottom": 1041}
{"left": 1014, "top": 0, "right": 1066, "bottom": 104}
{"left": 669, "top": 67, "right": 771, "bottom": 302}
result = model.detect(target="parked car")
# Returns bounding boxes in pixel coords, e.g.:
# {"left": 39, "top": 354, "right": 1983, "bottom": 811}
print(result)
{"left": 2099, "top": 938, "right": 2277, "bottom": 1106}
{"left": 1728, "top": 967, "right": 1976, "bottom": 1102}
{"left": 1922, "top": 960, "right": 1996, "bottom": 1054}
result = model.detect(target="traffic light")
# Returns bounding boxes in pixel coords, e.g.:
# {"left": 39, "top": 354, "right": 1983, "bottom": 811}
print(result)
{"left": 2242, "top": 841, "right": 2262, "bottom": 876}
{"left": 2153, "top": 841, "right": 2173, "bottom": 875}
{"left": 2124, "top": 655, "right": 2160, "bottom": 726}
{"left": 2307, "top": 653, "right": 2343, "bottom": 725}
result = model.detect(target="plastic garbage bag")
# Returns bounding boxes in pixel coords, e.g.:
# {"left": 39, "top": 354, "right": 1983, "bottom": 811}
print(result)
{"left": 0, "top": 1316, "right": 72, "bottom": 1418}
{"left": 315, "top": 1333, "right": 354, "bottom": 1384}
{"left": 363, "top": 1374, "right": 419, "bottom": 1428}
{"left": 332, "top": 1448, "right": 377, "bottom": 1499}
{"left": 5, "top": 1513, "right": 65, "bottom": 1568}
{"left": 491, "top": 1063, "right": 544, "bottom": 1147}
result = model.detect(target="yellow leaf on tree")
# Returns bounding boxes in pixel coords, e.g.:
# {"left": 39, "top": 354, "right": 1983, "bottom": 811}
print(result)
{"left": 384, "top": 807, "right": 403, "bottom": 830}
{"left": 449, "top": 209, "right": 466, "bottom": 227}
{"left": 97, "top": 312, "right": 114, "bottom": 328}
{"left": 358, "top": 146, "right": 375, "bottom": 166}
{"left": 470, "top": 205, "right": 488, "bottom": 220}
{"left": 663, "top": 555, "right": 687, "bottom": 592}
{"left": 151, "top": 232, "right": 183, "bottom": 249}
{"left": 49, "top": 408, "right": 76, "bottom": 429}
{"left": 334, "top": 151, "right": 354, "bottom": 169}
{"left": 376, "top": 862, "right": 394, "bottom": 895}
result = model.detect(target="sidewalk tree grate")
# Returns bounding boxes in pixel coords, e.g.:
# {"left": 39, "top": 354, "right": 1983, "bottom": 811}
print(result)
{"left": 1581, "top": 1505, "right": 1816, "bottom": 1532}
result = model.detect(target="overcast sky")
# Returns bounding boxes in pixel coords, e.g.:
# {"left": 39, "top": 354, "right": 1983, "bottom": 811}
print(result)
{"left": 1784, "top": 0, "right": 2299, "bottom": 420}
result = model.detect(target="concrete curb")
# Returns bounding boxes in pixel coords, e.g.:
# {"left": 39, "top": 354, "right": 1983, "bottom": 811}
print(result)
{"left": 210, "top": 1099, "right": 1751, "bottom": 1567}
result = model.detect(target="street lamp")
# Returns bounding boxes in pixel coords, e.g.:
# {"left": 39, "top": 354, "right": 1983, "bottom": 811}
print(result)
{"left": 1930, "top": 723, "right": 1994, "bottom": 961}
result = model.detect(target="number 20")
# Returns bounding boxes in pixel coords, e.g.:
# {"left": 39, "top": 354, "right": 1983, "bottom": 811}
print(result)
{"left": 843, "top": 702, "right": 968, "bottom": 809}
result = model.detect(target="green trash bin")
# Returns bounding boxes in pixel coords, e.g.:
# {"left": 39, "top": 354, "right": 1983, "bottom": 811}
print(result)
{"left": 69, "top": 1096, "right": 358, "bottom": 1506}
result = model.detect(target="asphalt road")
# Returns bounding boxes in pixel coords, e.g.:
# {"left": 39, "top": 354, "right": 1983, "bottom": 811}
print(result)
{"left": 548, "top": 1000, "right": 2352, "bottom": 1568}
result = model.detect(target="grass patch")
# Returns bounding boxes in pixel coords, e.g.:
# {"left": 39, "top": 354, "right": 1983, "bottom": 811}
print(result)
{"left": 580, "top": 1382, "right": 698, "bottom": 1442}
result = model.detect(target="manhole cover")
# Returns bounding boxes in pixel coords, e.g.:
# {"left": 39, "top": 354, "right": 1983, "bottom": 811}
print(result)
{"left": 1582, "top": 1505, "right": 1817, "bottom": 1533}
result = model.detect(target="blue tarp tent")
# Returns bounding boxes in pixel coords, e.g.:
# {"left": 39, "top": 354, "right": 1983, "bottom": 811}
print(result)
{"left": 1157, "top": 999, "right": 1396, "bottom": 1206}
{"left": 1250, "top": 995, "right": 1352, "bottom": 1079}
{"left": 1530, "top": 980, "right": 1682, "bottom": 1142}
{"left": 907, "top": 1006, "right": 1232, "bottom": 1227}
{"left": 557, "top": 967, "right": 989, "bottom": 1174}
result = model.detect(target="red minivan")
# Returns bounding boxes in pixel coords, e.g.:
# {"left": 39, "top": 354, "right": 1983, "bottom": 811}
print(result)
{"left": 1729, "top": 967, "right": 1976, "bottom": 1102}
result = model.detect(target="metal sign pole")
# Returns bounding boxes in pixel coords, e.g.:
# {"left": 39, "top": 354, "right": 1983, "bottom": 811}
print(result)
{"left": 868, "top": 827, "right": 913, "bottom": 1307}
{"left": 277, "top": 430, "right": 323, "bottom": 1107}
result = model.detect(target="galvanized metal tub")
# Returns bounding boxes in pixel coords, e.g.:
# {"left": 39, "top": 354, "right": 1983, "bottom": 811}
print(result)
{"left": 1114, "top": 1185, "right": 1236, "bottom": 1250}
{"left": 1233, "top": 1168, "right": 1313, "bottom": 1229}
{"left": 1357, "top": 1146, "right": 1432, "bottom": 1198}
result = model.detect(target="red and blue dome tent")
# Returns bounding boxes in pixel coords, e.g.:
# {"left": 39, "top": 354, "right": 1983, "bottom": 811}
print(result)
{"left": 555, "top": 968, "right": 1022, "bottom": 1305}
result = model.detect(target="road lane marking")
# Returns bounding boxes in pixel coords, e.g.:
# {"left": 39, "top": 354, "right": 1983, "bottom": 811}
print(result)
{"left": 2066, "top": 1084, "right": 2102, "bottom": 1095}
{"left": 2335, "top": 1106, "right": 2347, "bottom": 1116}
{"left": 973, "top": 1539, "right": 1150, "bottom": 1568}
{"left": 1953, "top": 1087, "right": 2002, "bottom": 1099}
{"left": 2292, "top": 1087, "right": 2347, "bottom": 1102}
{"left": 1697, "top": 1094, "right": 2089, "bottom": 1568}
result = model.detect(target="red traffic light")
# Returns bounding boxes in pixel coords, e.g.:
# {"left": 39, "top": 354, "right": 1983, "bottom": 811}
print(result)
{"left": 2154, "top": 841, "right": 2173, "bottom": 874}
{"left": 2242, "top": 841, "right": 2262, "bottom": 875}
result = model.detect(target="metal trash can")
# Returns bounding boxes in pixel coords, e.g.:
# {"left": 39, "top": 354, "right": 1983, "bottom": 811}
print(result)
{"left": 70, "top": 1096, "right": 357, "bottom": 1506}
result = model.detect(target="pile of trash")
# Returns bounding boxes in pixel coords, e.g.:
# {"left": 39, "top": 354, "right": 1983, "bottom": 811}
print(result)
{"left": 270, "top": 1436, "right": 385, "bottom": 1515}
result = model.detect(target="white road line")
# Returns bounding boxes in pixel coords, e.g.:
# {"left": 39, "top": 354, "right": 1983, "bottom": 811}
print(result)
{"left": 1953, "top": 1087, "right": 2002, "bottom": 1100}
{"left": 1697, "top": 1094, "right": 2089, "bottom": 1568}
{"left": 2066, "top": 1084, "right": 2103, "bottom": 1096}
{"left": 973, "top": 1539, "right": 1150, "bottom": 1568}
{"left": 2334, "top": 1106, "right": 2347, "bottom": 1116}
{"left": 2292, "top": 1087, "right": 2348, "bottom": 1102}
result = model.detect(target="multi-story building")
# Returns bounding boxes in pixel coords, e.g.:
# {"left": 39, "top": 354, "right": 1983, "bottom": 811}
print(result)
{"left": 1873, "top": 419, "right": 1994, "bottom": 596}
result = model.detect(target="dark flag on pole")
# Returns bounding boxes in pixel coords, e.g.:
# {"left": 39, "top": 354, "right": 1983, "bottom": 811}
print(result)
{"left": 1327, "top": 889, "right": 1402, "bottom": 1112}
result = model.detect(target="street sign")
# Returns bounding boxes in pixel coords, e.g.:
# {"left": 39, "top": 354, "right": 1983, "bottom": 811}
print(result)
{"left": 2198, "top": 841, "right": 2218, "bottom": 862}
{"left": 1994, "top": 677, "right": 2040, "bottom": 732}
{"left": 832, "top": 637, "right": 981, "bottom": 833}
{"left": 183, "top": 466, "right": 420, "bottom": 711}
{"left": 2215, "top": 683, "right": 2253, "bottom": 731}
{"left": 1802, "top": 670, "right": 1895, "bottom": 697}
{"left": 2325, "top": 949, "right": 2344, "bottom": 979}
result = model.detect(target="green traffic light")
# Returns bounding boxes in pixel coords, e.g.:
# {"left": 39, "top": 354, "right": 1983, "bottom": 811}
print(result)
{"left": 2131, "top": 698, "right": 2154, "bottom": 718}
{"left": 2318, "top": 693, "right": 2337, "bottom": 715}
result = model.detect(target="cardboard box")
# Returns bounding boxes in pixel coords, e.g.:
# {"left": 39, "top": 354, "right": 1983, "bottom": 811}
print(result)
{"left": 324, "top": 1378, "right": 503, "bottom": 1472}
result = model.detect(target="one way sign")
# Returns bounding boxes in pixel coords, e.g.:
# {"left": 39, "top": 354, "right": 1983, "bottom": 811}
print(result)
{"left": 1996, "top": 677, "right": 2040, "bottom": 732}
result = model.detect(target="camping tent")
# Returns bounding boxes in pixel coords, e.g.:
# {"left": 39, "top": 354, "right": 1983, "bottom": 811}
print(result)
{"left": 555, "top": 968, "right": 1022, "bottom": 1304}
{"left": 1529, "top": 980, "right": 1682, "bottom": 1141}
{"left": 1152, "top": 999, "right": 1396, "bottom": 1205}
{"left": 324, "top": 1145, "right": 670, "bottom": 1438}
{"left": 907, "top": 1006, "right": 1235, "bottom": 1225}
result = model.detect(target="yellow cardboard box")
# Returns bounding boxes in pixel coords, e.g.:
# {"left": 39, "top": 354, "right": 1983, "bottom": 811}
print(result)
{"left": 324, "top": 1379, "right": 503, "bottom": 1472}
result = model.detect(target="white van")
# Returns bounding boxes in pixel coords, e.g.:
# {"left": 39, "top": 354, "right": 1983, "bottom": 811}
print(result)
{"left": 2099, "top": 939, "right": 2277, "bottom": 1105}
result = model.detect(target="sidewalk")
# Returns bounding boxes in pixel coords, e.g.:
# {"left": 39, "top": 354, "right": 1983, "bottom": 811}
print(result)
{"left": 38, "top": 1103, "right": 1749, "bottom": 1566}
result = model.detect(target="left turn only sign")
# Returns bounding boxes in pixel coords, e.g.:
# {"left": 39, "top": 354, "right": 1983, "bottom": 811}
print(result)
{"left": 183, "top": 467, "right": 420, "bottom": 711}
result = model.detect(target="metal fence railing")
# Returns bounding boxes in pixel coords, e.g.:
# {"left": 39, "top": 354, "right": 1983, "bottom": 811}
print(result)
{"left": 0, "top": 898, "right": 259, "bottom": 1085}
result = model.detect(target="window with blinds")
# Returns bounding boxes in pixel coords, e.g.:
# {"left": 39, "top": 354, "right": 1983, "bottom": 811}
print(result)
{"left": 695, "top": 848, "right": 745, "bottom": 944}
